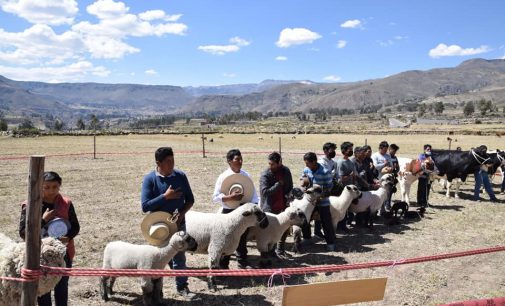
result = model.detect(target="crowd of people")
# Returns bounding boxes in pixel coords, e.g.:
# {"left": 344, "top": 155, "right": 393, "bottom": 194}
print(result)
{"left": 17, "top": 141, "right": 504, "bottom": 304}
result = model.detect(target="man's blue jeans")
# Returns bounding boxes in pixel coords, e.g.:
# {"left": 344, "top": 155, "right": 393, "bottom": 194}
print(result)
{"left": 474, "top": 169, "right": 497, "bottom": 200}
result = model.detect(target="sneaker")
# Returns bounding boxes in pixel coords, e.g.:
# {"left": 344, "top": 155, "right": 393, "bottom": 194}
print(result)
{"left": 313, "top": 233, "right": 325, "bottom": 241}
{"left": 326, "top": 244, "right": 336, "bottom": 252}
{"left": 490, "top": 198, "right": 499, "bottom": 203}
{"left": 177, "top": 286, "right": 197, "bottom": 300}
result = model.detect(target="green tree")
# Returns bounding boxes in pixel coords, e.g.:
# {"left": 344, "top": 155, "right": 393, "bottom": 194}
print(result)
{"left": 76, "top": 117, "right": 86, "bottom": 130}
{"left": 54, "top": 119, "right": 64, "bottom": 131}
{"left": 0, "top": 119, "right": 7, "bottom": 131}
{"left": 433, "top": 101, "right": 444, "bottom": 114}
{"left": 463, "top": 101, "right": 475, "bottom": 116}
{"left": 89, "top": 114, "right": 99, "bottom": 130}
{"left": 478, "top": 99, "right": 491, "bottom": 115}
{"left": 19, "top": 119, "right": 34, "bottom": 129}
{"left": 417, "top": 104, "right": 426, "bottom": 117}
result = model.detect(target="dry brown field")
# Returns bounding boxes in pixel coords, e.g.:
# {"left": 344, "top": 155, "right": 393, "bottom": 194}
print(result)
{"left": 1, "top": 133, "right": 504, "bottom": 306}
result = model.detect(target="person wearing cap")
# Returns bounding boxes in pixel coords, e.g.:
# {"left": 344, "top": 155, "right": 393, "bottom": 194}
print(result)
{"left": 141, "top": 147, "right": 196, "bottom": 299}
{"left": 416, "top": 144, "right": 433, "bottom": 208}
{"left": 259, "top": 151, "right": 293, "bottom": 258}
{"left": 213, "top": 149, "right": 259, "bottom": 269}
{"left": 19, "top": 171, "right": 80, "bottom": 306}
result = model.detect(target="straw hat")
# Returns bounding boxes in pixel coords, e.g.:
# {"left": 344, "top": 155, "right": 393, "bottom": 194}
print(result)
{"left": 140, "top": 211, "right": 179, "bottom": 246}
{"left": 220, "top": 173, "right": 255, "bottom": 209}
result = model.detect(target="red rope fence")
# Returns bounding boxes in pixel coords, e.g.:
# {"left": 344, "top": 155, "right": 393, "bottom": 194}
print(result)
{"left": 2, "top": 245, "right": 504, "bottom": 282}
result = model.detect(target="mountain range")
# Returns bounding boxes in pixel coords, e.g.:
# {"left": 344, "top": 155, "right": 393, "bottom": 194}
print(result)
{"left": 1, "top": 58, "right": 505, "bottom": 119}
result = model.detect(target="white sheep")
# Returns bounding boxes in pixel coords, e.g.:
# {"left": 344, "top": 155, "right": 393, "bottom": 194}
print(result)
{"left": 349, "top": 174, "right": 395, "bottom": 227}
{"left": 247, "top": 206, "right": 307, "bottom": 267}
{"left": 397, "top": 157, "right": 419, "bottom": 205}
{"left": 100, "top": 231, "right": 197, "bottom": 306}
{"left": 288, "top": 185, "right": 323, "bottom": 253}
{"left": 0, "top": 233, "right": 67, "bottom": 306}
{"left": 184, "top": 203, "right": 269, "bottom": 291}
{"left": 328, "top": 185, "right": 362, "bottom": 230}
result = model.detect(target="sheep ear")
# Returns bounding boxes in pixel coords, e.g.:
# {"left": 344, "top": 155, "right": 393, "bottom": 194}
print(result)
{"left": 242, "top": 210, "right": 252, "bottom": 217}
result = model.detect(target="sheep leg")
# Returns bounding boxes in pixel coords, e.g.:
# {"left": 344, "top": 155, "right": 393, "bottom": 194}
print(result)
{"left": 108, "top": 277, "right": 116, "bottom": 295}
{"left": 99, "top": 277, "right": 109, "bottom": 301}
{"left": 207, "top": 255, "right": 220, "bottom": 292}
{"left": 446, "top": 181, "right": 451, "bottom": 198}
{"left": 141, "top": 278, "right": 154, "bottom": 306}
{"left": 152, "top": 278, "right": 163, "bottom": 306}
{"left": 405, "top": 182, "right": 411, "bottom": 205}
{"left": 259, "top": 251, "right": 272, "bottom": 268}
{"left": 291, "top": 226, "right": 302, "bottom": 253}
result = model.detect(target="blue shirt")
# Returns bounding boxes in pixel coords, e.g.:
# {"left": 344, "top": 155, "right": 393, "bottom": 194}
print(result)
{"left": 302, "top": 164, "right": 333, "bottom": 206}
{"left": 141, "top": 169, "right": 195, "bottom": 214}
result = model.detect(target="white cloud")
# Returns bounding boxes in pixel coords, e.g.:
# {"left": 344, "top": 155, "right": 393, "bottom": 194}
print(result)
{"left": 323, "top": 75, "right": 341, "bottom": 82}
{"left": 138, "top": 10, "right": 182, "bottom": 22}
{"left": 377, "top": 39, "right": 394, "bottom": 47}
{"left": 86, "top": 0, "right": 129, "bottom": 19}
{"left": 394, "top": 35, "right": 408, "bottom": 40}
{"left": 144, "top": 69, "right": 157, "bottom": 75}
{"left": 0, "top": 0, "right": 78, "bottom": 25}
{"left": 223, "top": 73, "right": 236, "bottom": 78}
{"left": 275, "top": 27, "right": 321, "bottom": 48}
{"left": 198, "top": 44, "right": 239, "bottom": 55}
{"left": 340, "top": 19, "right": 361, "bottom": 29}
{"left": 0, "top": 24, "right": 85, "bottom": 65}
{"left": 275, "top": 56, "right": 288, "bottom": 61}
{"left": 229, "top": 36, "right": 250, "bottom": 46}
{"left": 198, "top": 36, "right": 250, "bottom": 55}
{"left": 0, "top": 61, "right": 110, "bottom": 82}
{"left": 337, "top": 40, "right": 347, "bottom": 48}
{"left": 429, "top": 43, "right": 490, "bottom": 58}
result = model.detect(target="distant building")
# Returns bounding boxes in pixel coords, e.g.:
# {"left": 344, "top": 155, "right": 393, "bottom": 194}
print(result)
{"left": 388, "top": 118, "right": 410, "bottom": 128}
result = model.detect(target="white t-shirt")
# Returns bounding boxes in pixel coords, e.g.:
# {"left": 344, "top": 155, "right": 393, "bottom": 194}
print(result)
{"left": 212, "top": 168, "right": 259, "bottom": 209}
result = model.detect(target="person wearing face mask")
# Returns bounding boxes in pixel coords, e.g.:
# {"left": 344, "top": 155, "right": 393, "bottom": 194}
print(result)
{"left": 416, "top": 144, "right": 433, "bottom": 208}
{"left": 314, "top": 142, "right": 337, "bottom": 239}
{"left": 335, "top": 141, "right": 357, "bottom": 231}
{"left": 372, "top": 141, "right": 393, "bottom": 179}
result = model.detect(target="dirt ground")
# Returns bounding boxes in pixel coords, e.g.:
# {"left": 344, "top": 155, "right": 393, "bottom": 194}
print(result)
{"left": 1, "top": 133, "right": 504, "bottom": 305}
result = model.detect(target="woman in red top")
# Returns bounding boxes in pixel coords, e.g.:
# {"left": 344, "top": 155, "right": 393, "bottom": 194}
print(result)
{"left": 19, "top": 171, "right": 80, "bottom": 306}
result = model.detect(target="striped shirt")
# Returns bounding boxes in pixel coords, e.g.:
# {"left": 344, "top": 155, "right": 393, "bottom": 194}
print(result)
{"left": 302, "top": 164, "right": 333, "bottom": 206}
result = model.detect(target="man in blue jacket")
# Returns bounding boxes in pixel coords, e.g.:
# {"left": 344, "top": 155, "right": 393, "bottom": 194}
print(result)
{"left": 141, "top": 147, "right": 196, "bottom": 300}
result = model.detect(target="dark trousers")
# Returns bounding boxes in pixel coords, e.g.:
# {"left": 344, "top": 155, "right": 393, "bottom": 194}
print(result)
{"left": 417, "top": 173, "right": 431, "bottom": 207}
{"left": 221, "top": 207, "right": 249, "bottom": 264}
{"left": 301, "top": 205, "right": 336, "bottom": 245}
{"left": 38, "top": 254, "right": 72, "bottom": 306}
{"left": 168, "top": 222, "right": 188, "bottom": 290}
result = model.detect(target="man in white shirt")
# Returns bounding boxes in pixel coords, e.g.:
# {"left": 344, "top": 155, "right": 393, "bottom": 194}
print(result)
{"left": 372, "top": 141, "right": 393, "bottom": 179}
{"left": 213, "top": 149, "right": 259, "bottom": 269}
{"left": 314, "top": 142, "right": 337, "bottom": 238}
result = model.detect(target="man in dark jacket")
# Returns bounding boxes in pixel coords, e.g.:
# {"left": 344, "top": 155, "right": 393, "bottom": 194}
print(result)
{"left": 259, "top": 151, "right": 293, "bottom": 257}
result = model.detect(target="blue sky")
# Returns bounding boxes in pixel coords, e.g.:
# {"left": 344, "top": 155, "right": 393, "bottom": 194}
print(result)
{"left": 0, "top": 0, "right": 504, "bottom": 86}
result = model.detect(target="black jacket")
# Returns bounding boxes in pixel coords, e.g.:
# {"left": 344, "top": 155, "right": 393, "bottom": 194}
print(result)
{"left": 259, "top": 165, "right": 293, "bottom": 212}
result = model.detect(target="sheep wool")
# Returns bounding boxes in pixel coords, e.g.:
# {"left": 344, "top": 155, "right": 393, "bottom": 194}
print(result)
{"left": 0, "top": 233, "right": 66, "bottom": 306}
{"left": 328, "top": 185, "right": 362, "bottom": 229}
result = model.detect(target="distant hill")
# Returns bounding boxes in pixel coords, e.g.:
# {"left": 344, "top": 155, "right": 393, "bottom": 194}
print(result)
{"left": 183, "top": 58, "right": 505, "bottom": 114}
{"left": 1, "top": 58, "right": 505, "bottom": 118}
{"left": 183, "top": 79, "right": 315, "bottom": 96}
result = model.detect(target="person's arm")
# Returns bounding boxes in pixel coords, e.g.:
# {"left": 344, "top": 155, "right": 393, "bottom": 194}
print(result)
{"left": 65, "top": 203, "right": 80, "bottom": 240}
{"left": 212, "top": 173, "right": 226, "bottom": 204}
{"left": 19, "top": 205, "right": 27, "bottom": 240}
{"left": 141, "top": 175, "right": 166, "bottom": 213}
{"left": 373, "top": 154, "right": 387, "bottom": 173}
{"left": 284, "top": 167, "right": 293, "bottom": 195}
{"left": 180, "top": 173, "right": 195, "bottom": 216}
{"left": 260, "top": 171, "right": 281, "bottom": 198}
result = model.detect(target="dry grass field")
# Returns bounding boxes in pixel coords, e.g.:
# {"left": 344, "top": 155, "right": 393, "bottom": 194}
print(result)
{"left": 1, "top": 133, "right": 504, "bottom": 305}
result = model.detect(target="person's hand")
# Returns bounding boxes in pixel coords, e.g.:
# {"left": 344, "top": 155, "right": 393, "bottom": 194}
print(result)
{"left": 42, "top": 207, "right": 56, "bottom": 223}
{"left": 59, "top": 236, "right": 70, "bottom": 245}
{"left": 164, "top": 185, "right": 182, "bottom": 200}
{"left": 229, "top": 190, "right": 244, "bottom": 201}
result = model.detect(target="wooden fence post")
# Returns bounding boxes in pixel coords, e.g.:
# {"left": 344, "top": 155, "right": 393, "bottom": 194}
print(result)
{"left": 21, "top": 156, "right": 45, "bottom": 306}
{"left": 201, "top": 133, "right": 206, "bottom": 158}
{"left": 93, "top": 135, "right": 96, "bottom": 159}
{"left": 279, "top": 136, "right": 282, "bottom": 155}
